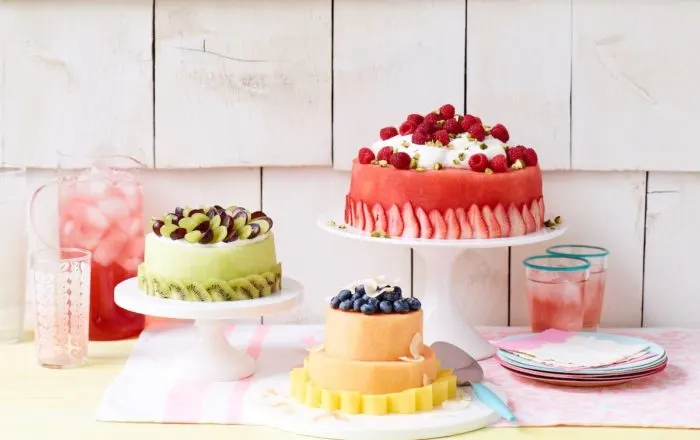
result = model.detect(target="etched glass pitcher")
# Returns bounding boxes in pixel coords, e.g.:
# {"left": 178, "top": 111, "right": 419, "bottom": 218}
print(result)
{"left": 31, "top": 152, "right": 146, "bottom": 341}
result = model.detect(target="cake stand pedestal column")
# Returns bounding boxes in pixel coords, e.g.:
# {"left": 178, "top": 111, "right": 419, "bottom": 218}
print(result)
{"left": 414, "top": 246, "right": 496, "bottom": 361}
{"left": 169, "top": 319, "right": 255, "bottom": 382}
{"left": 114, "top": 277, "right": 303, "bottom": 382}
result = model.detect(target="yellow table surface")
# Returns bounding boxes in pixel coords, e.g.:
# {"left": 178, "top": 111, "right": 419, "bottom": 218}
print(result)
{"left": 0, "top": 332, "right": 695, "bottom": 440}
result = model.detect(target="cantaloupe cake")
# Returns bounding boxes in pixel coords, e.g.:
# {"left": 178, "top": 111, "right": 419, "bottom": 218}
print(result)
{"left": 343, "top": 104, "right": 552, "bottom": 239}
{"left": 137, "top": 204, "right": 282, "bottom": 302}
{"left": 289, "top": 277, "right": 458, "bottom": 415}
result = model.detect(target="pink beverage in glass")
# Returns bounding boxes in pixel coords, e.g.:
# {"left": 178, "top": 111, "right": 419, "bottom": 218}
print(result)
{"left": 546, "top": 245, "right": 609, "bottom": 330}
{"left": 57, "top": 162, "right": 145, "bottom": 341}
{"left": 523, "top": 255, "right": 591, "bottom": 332}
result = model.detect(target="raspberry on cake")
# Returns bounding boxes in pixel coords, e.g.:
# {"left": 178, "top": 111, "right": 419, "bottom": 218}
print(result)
{"left": 344, "top": 104, "right": 546, "bottom": 240}
{"left": 138, "top": 204, "right": 282, "bottom": 302}
{"left": 289, "top": 277, "right": 458, "bottom": 414}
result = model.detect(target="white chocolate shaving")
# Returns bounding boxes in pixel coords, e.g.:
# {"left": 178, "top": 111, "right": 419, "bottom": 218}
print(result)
{"left": 409, "top": 333, "right": 423, "bottom": 359}
{"left": 306, "top": 344, "right": 324, "bottom": 353}
{"left": 399, "top": 355, "right": 425, "bottom": 362}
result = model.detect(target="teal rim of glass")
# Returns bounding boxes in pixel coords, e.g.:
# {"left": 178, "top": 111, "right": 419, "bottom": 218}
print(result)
{"left": 545, "top": 244, "right": 610, "bottom": 258}
{"left": 522, "top": 255, "right": 591, "bottom": 272}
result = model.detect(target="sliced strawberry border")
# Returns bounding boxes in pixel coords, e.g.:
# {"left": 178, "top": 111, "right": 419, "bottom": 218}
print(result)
{"left": 344, "top": 196, "right": 546, "bottom": 240}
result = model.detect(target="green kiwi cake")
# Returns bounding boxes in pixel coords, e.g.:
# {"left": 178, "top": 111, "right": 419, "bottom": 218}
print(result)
{"left": 137, "top": 204, "right": 282, "bottom": 302}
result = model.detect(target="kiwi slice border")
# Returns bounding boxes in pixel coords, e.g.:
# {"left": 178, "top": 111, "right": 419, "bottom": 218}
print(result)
{"left": 138, "top": 263, "right": 284, "bottom": 302}
{"left": 203, "top": 280, "right": 235, "bottom": 301}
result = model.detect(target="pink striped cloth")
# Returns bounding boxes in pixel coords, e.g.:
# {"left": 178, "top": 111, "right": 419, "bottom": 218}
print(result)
{"left": 96, "top": 324, "right": 318, "bottom": 424}
{"left": 96, "top": 325, "right": 700, "bottom": 429}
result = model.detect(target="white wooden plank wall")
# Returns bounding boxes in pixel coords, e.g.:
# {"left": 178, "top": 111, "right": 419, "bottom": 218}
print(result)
{"left": 1, "top": 0, "right": 698, "bottom": 329}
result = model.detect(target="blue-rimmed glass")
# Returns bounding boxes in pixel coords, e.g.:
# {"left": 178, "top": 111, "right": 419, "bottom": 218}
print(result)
{"left": 522, "top": 255, "right": 591, "bottom": 332}
{"left": 545, "top": 245, "right": 609, "bottom": 330}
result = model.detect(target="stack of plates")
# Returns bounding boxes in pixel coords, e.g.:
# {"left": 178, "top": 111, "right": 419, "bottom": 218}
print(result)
{"left": 495, "top": 332, "right": 668, "bottom": 387}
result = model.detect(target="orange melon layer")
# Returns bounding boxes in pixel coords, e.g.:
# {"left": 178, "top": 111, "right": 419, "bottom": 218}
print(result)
{"left": 307, "top": 345, "right": 437, "bottom": 395}
{"left": 348, "top": 160, "right": 543, "bottom": 212}
{"left": 290, "top": 364, "right": 457, "bottom": 415}
{"left": 325, "top": 307, "right": 422, "bottom": 361}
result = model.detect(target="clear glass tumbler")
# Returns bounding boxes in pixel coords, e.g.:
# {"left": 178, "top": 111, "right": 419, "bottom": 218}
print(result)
{"left": 31, "top": 248, "right": 91, "bottom": 368}
{"left": 546, "top": 245, "right": 609, "bottom": 330}
{"left": 0, "top": 164, "right": 28, "bottom": 344}
{"left": 523, "top": 255, "right": 591, "bottom": 333}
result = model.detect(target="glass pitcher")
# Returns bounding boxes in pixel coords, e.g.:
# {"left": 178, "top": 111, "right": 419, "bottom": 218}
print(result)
{"left": 31, "top": 152, "right": 146, "bottom": 341}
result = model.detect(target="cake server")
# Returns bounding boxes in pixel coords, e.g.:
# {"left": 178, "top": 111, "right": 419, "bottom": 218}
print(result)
{"left": 431, "top": 341, "right": 516, "bottom": 422}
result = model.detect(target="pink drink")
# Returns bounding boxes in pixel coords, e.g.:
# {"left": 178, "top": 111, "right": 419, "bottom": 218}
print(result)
{"left": 545, "top": 245, "right": 610, "bottom": 331}
{"left": 582, "top": 266, "right": 607, "bottom": 330}
{"left": 523, "top": 256, "right": 591, "bottom": 333}
{"left": 58, "top": 168, "right": 145, "bottom": 341}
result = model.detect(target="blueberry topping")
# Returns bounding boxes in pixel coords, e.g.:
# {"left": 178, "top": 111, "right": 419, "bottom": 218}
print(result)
{"left": 351, "top": 291, "right": 363, "bottom": 301}
{"left": 384, "top": 291, "right": 401, "bottom": 303}
{"left": 353, "top": 298, "right": 366, "bottom": 312}
{"left": 330, "top": 296, "right": 341, "bottom": 309}
{"left": 394, "top": 299, "right": 410, "bottom": 314}
{"left": 393, "top": 286, "right": 403, "bottom": 296}
{"left": 379, "top": 300, "right": 393, "bottom": 314}
{"left": 338, "top": 289, "right": 353, "bottom": 301}
{"left": 407, "top": 297, "right": 422, "bottom": 311}
{"left": 355, "top": 285, "right": 366, "bottom": 296}
{"left": 367, "top": 297, "right": 379, "bottom": 307}
{"left": 360, "top": 303, "right": 377, "bottom": 315}
{"left": 339, "top": 300, "right": 353, "bottom": 311}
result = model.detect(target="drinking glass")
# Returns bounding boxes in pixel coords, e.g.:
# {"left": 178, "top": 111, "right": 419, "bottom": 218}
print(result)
{"left": 523, "top": 255, "right": 591, "bottom": 332}
{"left": 546, "top": 245, "right": 609, "bottom": 330}
{"left": 0, "top": 164, "right": 28, "bottom": 344}
{"left": 31, "top": 248, "right": 91, "bottom": 368}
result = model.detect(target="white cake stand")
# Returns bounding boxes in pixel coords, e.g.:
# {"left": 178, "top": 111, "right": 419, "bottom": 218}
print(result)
{"left": 114, "top": 277, "right": 303, "bottom": 382}
{"left": 317, "top": 215, "right": 566, "bottom": 360}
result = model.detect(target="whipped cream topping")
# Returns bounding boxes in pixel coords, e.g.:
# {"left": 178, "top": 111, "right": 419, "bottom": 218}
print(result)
{"left": 149, "top": 232, "right": 269, "bottom": 248}
{"left": 370, "top": 133, "right": 507, "bottom": 170}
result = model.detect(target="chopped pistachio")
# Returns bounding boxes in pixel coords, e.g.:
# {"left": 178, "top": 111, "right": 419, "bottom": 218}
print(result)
{"left": 458, "top": 152, "right": 466, "bottom": 161}
{"left": 326, "top": 220, "right": 336, "bottom": 227}
{"left": 416, "top": 167, "right": 425, "bottom": 172}
{"left": 370, "top": 159, "right": 378, "bottom": 165}
{"left": 338, "top": 224, "right": 346, "bottom": 229}
{"left": 426, "top": 141, "right": 437, "bottom": 147}
{"left": 484, "top": 168, "right": 494, "bottom": 175}
{"left": 453, "top": 159, "right": 461, "bottom": 165}
{"left": 511, "top": 159, "right": 525, "bottom": 170}
{"left": 378, "top": 159, "right": 389, "bottom": 167}
{"left": 371, "top": 231, "right": 382, "bottom": 237}
{"left": 483, "top": 124, "right": 491, "bottom": 130}
{"left": 433, "top": 163, "right": 442, "bottom": 170}
{"left": 554, "top": 215, "right": 562, "bottom": 224}
{"left": 480, "top": 143, "right": 488, "bottom": 150}
{"left": 413, "top": 153, "right": 421, "bottom": 160}
{"left": 410, "top": 158, "right": 418, "bottom": 169}
{"left": 544, "top": 219, "right": 557, "bottom": 228}
{"left": 400, "top": 140, "right": 410, "bottom": 147}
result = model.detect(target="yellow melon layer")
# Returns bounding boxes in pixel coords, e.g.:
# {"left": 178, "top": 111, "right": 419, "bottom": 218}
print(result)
{"left": 307, "top": 346, "right": 438, "bottom": 395}
{"left": 290, "top": 363, "right": 457, "bottom": 415}
{"left": 324, "top": 307, "right": 422, "bottom": 361}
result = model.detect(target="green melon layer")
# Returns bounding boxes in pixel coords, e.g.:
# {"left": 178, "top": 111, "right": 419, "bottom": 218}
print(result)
{"left": 137, "top": 262, "right": 282, "bottom": 302}
{"left": 144, "top": 231, "right": 279, "bottom": 282}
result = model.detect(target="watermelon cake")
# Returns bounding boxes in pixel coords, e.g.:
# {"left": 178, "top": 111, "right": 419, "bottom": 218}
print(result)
{"left": 344, "top": 104, "right": 546, "bottom": 239}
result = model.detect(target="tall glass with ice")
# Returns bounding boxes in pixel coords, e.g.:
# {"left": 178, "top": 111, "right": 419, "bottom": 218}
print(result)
{"left": 523, "top": 255, "right": 591, "bottom": 333}
{"left": 31, "top": 153, "right": 146, "bottom": 341}
{"left": 545, "top": 245, "right": 610, "bottom": 330}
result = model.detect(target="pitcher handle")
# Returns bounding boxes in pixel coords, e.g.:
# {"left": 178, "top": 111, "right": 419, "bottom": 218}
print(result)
{"left": 29, "top": 181, "right": 58, "bottom": 249}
